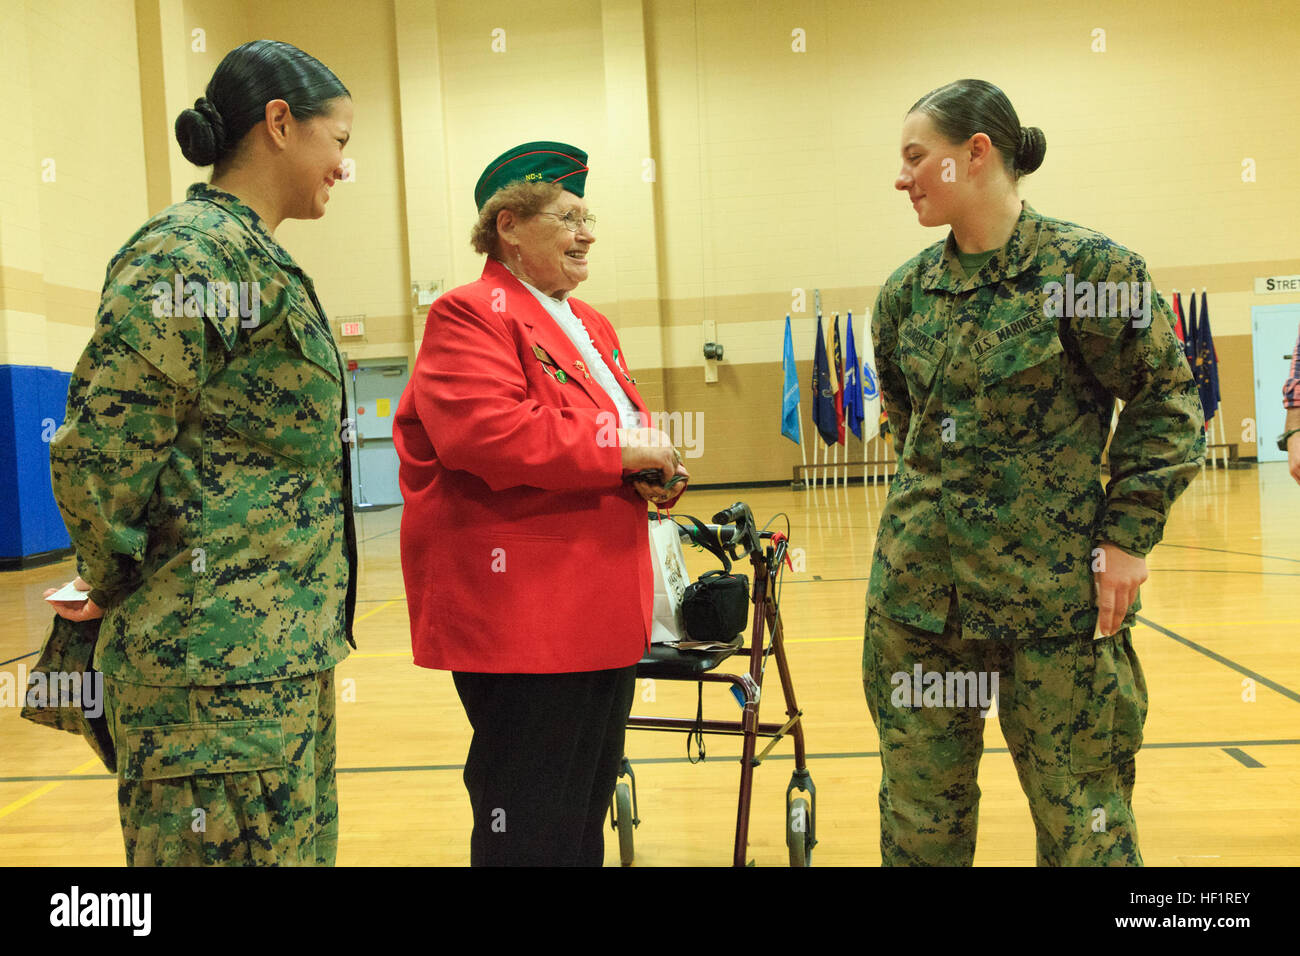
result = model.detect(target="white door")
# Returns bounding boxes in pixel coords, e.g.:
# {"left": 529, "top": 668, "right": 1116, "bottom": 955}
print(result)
{"left": 1251, "top": 304, "right": 1300, "bottom": 463}
{"left": 344, "top": 358, "right": 410, "bottom": 507}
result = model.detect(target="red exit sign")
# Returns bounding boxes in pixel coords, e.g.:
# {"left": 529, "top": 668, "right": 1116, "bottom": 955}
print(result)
{"left": 339, "top": 320, "right": 365, "bottom": 337}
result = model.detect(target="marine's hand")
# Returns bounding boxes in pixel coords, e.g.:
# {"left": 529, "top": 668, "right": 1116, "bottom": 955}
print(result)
{"left": 1094, "top": 543, "right": 1146, "bottom": 637}
{"left": 43, "top": 577, "right": 104, "bottom": 622}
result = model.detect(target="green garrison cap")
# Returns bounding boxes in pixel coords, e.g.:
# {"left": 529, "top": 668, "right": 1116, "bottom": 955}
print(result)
{"left": 474, "top": 141, "right": 589, "bottom": 210}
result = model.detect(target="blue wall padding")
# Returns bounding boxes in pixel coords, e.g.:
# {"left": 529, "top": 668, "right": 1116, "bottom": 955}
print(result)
{"left": 0, "top": 365, "right": 72, "bottom": 559}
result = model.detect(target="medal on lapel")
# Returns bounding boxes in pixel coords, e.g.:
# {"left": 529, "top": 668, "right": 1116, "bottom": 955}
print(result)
{"left": 574, "top": 359, "right": 591, "bottom": 381}
{"left": 532, "top": 343, "right": 564, "bottom": 382}
{"left": 611, "top": 347, "right": 634, "bottom": 384}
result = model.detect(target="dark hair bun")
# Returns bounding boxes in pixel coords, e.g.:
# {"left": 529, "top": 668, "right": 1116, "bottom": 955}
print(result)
{"left": 175, "top": 96, "right": 227, "bottom": 167}
{"left": 1016, "top": 126, "right": 1046, "bottom": 175}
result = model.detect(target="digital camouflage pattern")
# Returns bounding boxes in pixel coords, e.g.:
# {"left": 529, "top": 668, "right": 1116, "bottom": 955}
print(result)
{"left": 864, "top": 603, "right": 1146, "bottom": 866}
{"left": 19, "top": 616, "right": 116, "bottom": 771}
{"left": 50, "top": 183, "right": 356, "bottom": 686}
{"left": 869, "top": 203, "right": 1205, "bottom": 640}
{"left": 104, "top": 669, "right": 338, "bottom": 866}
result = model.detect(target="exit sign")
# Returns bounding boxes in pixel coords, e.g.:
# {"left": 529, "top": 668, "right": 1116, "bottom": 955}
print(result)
{"left": 339, "top": 320, "right": 365, "bottom": 337}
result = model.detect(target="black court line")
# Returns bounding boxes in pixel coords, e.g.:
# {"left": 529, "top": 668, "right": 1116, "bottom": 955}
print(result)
{"left": 0, "top": 652, "right": 38, "bottom": 667}
{"left": 1135, "top": 615, "right": 1300, "bottom": 704}
{"left": 1222, "top": 748, "right": 1264, "bottom": 768}
{"left": 1157, "top": 543, "right": 1300, "bottom": 565}
{"left": 5, "top": 739, "right": 1298, "bottom": 783}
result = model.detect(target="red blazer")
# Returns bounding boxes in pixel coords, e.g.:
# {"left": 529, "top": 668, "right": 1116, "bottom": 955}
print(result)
{"left": 394, "top": 258, "right": 665, "bottom": 673}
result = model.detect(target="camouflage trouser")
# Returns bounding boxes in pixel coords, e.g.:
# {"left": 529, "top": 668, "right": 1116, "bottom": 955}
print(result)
{"left": 863, "top": 603, "right": 1147, "bottom": 866}
{"left": 102, "top": 669, "right": 338, "bottom": 866}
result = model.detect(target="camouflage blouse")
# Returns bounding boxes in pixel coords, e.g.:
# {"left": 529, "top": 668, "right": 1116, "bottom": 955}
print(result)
{"left": 869, "top": 203, "right": 1205, "bottom": 641}
{"left": 50, "top": 184, "right": 356, "bottom": 685}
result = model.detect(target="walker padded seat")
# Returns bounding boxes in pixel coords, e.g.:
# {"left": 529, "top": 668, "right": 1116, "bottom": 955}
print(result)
{"left": 635, "top": 636, "right": 744, "bottom": 679}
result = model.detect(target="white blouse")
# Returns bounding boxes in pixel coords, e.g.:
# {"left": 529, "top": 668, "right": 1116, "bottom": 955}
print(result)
{"left": 518, "top": 279, "right": 642, "bottom": 430}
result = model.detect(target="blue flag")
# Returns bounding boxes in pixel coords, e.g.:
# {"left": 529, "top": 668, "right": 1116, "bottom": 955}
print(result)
{"left": 781, "top": 314, "right": 800, "bottom": 444}
{"left": 1185, "top": 292, "right": 1199, "bottom": 367}
{"left": 843, "top": 310, "right": 864, "bottom": 439}
{"left": 1196, "top": 290, "right": 1219, "bottom": 423}
{"left": 811, "top": 315, "right": 838, "bottom": 446}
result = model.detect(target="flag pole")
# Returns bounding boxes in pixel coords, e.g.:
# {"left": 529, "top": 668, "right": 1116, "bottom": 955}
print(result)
{"left": 797, "top": 402, "right": 808, "bottom": 471}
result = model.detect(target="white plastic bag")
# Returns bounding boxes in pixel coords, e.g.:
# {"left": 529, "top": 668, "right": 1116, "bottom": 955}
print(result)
{"left": 648, "top": 519, "right": 689, "bottom": 644}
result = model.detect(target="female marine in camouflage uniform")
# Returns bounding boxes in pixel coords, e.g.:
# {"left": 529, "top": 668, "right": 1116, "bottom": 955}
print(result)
{"left": 46, "top": 40, "right": 356, "bottom": 866}
{"left": 864, "top": 80, "right": 1204, "bottom": 866}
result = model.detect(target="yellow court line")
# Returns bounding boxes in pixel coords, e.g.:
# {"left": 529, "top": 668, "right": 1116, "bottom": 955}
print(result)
{"left": 0, "top": 757, "right": 104, "bottom": 823}
{"left": 354, "top": 599, "right": 399, "bottom": 625}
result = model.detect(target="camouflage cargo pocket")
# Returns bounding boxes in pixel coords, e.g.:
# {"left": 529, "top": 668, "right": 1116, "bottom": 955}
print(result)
{"left": 121, "top": 719, "right": 294, "bottom": 866}
{"left": 1067, "top": 630, "right": 1147, "bottom": 774}
{"left": 975, "top": 315, "right": 1073, "bottom": 449}
{"left": 899, "top": 344, "right": 941, "bottom": 409}
{"left": 208, "top": 304, "right": 342, "bottom": 470}
{"left": 123, "top": 719, "right": 285, "bottom": 780}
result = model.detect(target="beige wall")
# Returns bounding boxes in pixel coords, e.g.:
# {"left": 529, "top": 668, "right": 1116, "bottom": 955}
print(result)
{"left": 2, "top": 0, "right": 1296, "bottom": 482}
{"left": 0, "top": 0, "right": 149, "bottom": 373}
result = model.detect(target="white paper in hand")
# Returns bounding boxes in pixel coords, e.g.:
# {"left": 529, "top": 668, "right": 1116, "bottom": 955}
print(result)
{"left": 45, "top": 581, "right": 91, "bottom": 603}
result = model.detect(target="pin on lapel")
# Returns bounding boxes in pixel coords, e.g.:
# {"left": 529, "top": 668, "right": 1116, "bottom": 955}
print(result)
{"left": 574, "top": 359, "right": 591, "bottom": 381}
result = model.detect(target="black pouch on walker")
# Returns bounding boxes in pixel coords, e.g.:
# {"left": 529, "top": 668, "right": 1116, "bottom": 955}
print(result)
{"left": 682, "top": 571, "right": 749, "bottom": 641}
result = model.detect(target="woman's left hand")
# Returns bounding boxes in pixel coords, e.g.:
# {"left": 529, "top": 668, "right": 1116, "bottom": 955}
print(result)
{"left": 1093, "top": 542, "right": 1148, "bottom": 637}
{"left": 633, "top": 462, "right": 690, "bottom": 506}
{"left": 43, "top": 576, "right": 105, "bottom": 622}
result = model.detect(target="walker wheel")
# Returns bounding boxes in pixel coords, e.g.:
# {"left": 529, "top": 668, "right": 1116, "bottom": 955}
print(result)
{"left": 787, "top": 796, "right": 812, "bottom": 867}
{"left": 614, "top": 782, "right": 635, "bottom": 867}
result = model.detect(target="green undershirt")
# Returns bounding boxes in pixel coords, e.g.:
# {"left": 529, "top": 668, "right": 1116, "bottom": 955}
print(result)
{"left": 955, "top": 247, "right": 998, "bottom": 277}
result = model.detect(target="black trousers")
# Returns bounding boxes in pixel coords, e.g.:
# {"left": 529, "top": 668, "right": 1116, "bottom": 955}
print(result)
{"left": 452, "top": 664, "right": 638, "bottom": 866}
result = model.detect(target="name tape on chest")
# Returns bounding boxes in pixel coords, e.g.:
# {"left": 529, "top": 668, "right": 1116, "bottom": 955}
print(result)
{"left": 901, "top": 324, "right": 943, "bottom": 360}
{"left": 972, "top": 314, "right": 1047, "bottom": 359}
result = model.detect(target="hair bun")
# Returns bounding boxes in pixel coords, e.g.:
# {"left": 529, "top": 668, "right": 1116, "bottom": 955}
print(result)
{"left": 1016, "top": 126, "right": 1046, "bottom": 175}
{"left": 174, "top": 96, "right": 227, "bottom": 167}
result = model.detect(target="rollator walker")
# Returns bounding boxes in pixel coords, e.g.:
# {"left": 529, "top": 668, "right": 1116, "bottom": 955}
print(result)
{"left": 609, "top": 501, "right": 817, "bottom": 866}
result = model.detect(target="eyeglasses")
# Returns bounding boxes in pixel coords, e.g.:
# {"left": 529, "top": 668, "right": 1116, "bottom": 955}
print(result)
{"left": 538, "top": 210, "right": 597, "bottom": 234}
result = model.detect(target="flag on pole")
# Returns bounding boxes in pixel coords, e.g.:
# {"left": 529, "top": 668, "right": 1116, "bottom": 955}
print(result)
{"left": 781, "top": 314, "right": 801, "bottom": 444}
{"left": 860, "top": 309, "right": 882, "bottom": 445}
{"left": 1203, "top": 290, "right": 1220, "bottom": 405}
{"left": 1185, "top": 292, "right": 1199, "bottom": 367}
{"left": 1172, "top": 291, "right": 1186, "bottom": 345}
{"left": 811, "top": 314, "right": 838, "bottom": 445}
{"left": 1195, "top": 290, "right": 1219, "bottom": 424}
{"left": 832, "top": 312, "right": 846, "bottom": 444}
{"left": 843, "top": 310, "right": 865, "bottom": 439}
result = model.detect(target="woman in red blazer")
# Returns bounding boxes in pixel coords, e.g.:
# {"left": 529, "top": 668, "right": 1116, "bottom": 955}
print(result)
{"left": 393, "top": 141, "right": 688, "bottom": 866}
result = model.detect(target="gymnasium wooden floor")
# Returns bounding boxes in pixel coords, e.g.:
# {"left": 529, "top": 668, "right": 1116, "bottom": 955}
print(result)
{"left": 3, "top": 462, "right": 1297, "bottom": 866}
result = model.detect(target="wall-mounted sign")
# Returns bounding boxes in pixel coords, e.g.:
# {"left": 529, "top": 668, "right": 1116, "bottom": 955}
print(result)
{"left": 1255, "top": 275, "right": 1300, "bottom": 294}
